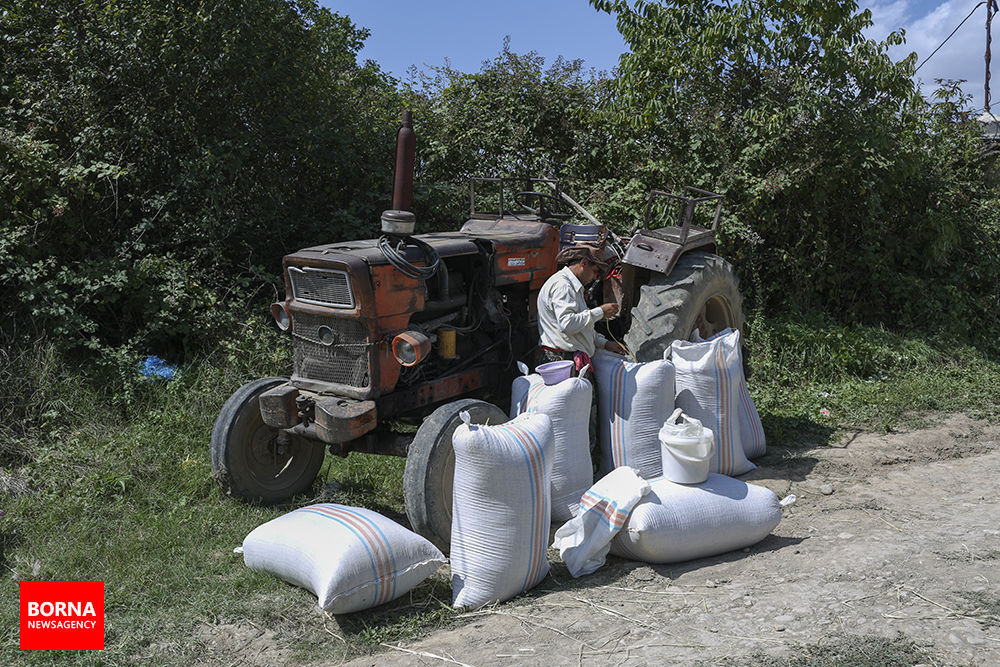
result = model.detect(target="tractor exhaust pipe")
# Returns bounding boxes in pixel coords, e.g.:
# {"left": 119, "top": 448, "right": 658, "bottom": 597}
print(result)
{"left": 381, "top": 110, "right": 416, "bottom": 235}
{"left": 393, "top": 110, "right": 415, "bottom": 211}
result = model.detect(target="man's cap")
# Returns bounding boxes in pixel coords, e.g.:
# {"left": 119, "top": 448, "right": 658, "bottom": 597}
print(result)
{"left": 556, "top": 244, "right": 609, "bottom": 268}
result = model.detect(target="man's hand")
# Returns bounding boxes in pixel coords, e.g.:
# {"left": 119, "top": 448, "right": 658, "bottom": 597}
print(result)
{"left": 604, "top": 341, "right": 627, "bottom": 355}
{"left": 600, "top": 302, "right": 620, "bottom": 319}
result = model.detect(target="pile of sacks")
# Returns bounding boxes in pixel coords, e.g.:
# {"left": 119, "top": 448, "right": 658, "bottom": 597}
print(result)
{"left": 241, "top": 328, "right": 794, "bottom": 613}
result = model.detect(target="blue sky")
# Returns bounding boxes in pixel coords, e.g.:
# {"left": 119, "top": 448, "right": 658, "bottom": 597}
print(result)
{"left": 323, "top": 1, "right": 998, "bottom": 113}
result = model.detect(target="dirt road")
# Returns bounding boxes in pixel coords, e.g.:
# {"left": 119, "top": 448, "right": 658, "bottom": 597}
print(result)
{"left": 345, "top": 414, "right": 1000, "bottom": 666}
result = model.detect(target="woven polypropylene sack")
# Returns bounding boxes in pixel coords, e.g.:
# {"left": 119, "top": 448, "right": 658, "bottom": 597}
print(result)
{"left": 593, "top": 350, "right": 675, "bottom": 479}
{"left": 672, "top": 329, "right": 755, "bottom": 475}
{"left": 692, "top": 329, "right": 766, "bottom": 459}
{"left": 609, "top": 474, "right": 782, "bottom": 563}
{"left": 511, "top": 364, "right": 593, "bottom": 521}
{"left": 737, "top": 375, "right": 766, "bottom": 459}
{"left": 243, "top": 504, "right": 446, "bottom": 614}
{"left": 551, "top": 467, "right": 650, "bottom": 577}
{"left": 450, "top": 411, "right": 554, "bottom": 608}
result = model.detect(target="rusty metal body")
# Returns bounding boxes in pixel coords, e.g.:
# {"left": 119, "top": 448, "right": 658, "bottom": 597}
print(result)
{"left": 261, "top": 212, "right": 559, "bottom": 457}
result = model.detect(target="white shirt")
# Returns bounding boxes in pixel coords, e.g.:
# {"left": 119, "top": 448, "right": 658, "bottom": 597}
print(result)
{"left": 537, "top": 266, "right": 607, "bottom": 357}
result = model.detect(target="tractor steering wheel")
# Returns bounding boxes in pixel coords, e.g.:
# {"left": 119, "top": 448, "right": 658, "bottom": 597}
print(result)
{"left": 512, "top": 191, "right": 571, "bottom": 221}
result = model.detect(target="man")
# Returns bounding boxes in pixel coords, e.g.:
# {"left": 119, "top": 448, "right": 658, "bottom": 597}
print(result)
{"left": 537, "top": 244, "right": 627, "bottom": 371}
{"left": 536, "top": 243, "right": 626, "bottom": 475}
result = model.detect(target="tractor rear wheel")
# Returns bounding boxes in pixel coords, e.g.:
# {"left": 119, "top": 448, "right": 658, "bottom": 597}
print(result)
{"left": 211, "top": 377, "right": 326, "bottom": 504}
{"left": 403, "top": 398, "right": 508, "bottom": 553}
{"left": 624, "top": 251, "right": 744, "bottom": 362}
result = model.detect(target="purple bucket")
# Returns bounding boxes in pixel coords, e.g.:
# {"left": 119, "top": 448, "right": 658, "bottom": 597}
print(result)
{"left": 536, "top": 360, "right": 574, "bottom": 386}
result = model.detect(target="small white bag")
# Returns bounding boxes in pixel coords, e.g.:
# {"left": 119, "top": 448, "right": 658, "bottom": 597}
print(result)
{"left": 551, "top": 467, "right": 650, "bottom": 578}
{"left": 450, "top": 411, "right": 554, "bottom": 608}
{"left": 243, "top": 504, "right": 446, "bottom": 614}
{"left": 659, "top": 408, "right": 714, "bottom": 484}
{"left": 511, "top": 362, "right": 594, "bottom": 521}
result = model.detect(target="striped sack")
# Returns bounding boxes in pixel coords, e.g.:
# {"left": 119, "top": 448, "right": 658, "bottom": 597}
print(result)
{"left": 671, "top": 329, "right": 756, "bottom": 476}
{"left": 693, "top": 328, "right": 766, "bottom": 459}
{"left": 610, "top": 474, "right": 786, "bottom": 564}
{"left": 593, "top": 350, "right": 675, "bottom": 479}
{"left": 242, "top": 504, "right": 445, "bottom": 614}
{"left": 511, "top": 362, "right": 594, "bottom": 521}
{"left": 450, "top": 411, "right": 553, "bottom": 608}
{"left": 551, "top": 466, "right": 650, "bottom": 577}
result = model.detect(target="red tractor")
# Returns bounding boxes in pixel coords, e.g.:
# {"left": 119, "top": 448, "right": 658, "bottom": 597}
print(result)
{"left": 211, "top": 112, "right": 743, "bottom": 551}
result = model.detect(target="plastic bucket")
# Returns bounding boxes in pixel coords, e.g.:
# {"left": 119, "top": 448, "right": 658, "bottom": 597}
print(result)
{"left": 659, "top": 409, "right": 714, "bottom": 484}
{"left": 536, "top": 360, "right": 574, "bottom": 386}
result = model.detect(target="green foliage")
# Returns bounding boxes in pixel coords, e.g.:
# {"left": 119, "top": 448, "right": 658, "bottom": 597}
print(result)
{"left": 591, "top": 0, "right": 1000, "bottom": 340}
{"left": 1, "top": 0, "right": 401, "bottom": 356}
{"left": 6, "top": 0, "right": 1000, "bottom": 359}
{"left": 402, "top": 41, "right": 644, "bottom": 228}
{"left": 746, "top": 313, "right": 1000, "bottom": 439}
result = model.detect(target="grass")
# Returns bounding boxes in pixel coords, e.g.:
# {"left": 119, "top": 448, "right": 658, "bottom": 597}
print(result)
{"left": 958, "top": 591, "right": 1000, "bottom": 628}
{"left": 3, "top": 313, "right": 1000, "bottom": 663}
{"left": 715, "top": 633, "right": 935, "bottom": 666}
{"left": 747, "top": 315, "right": 1000, "bottom": 442}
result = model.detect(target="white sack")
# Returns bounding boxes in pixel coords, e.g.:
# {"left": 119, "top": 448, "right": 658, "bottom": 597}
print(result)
{"left": 243, "top": 504, "right": 446, "bottom": 614}
{"left": 511, "top": 362, "right": 593, "bottom": 521}
{"left": 593, "top": 350, "right": 675, "bottom": 479}
{"left": 692, "top": 328, "right": 766, "bottom": 459}
{"left": 551, "top": 467, "right": 650, "bottom": 578}
{"left": 672, "top": 329, "right": 756, "bottom": 475}
{"left": 451, "top": 411, "right": 554, "bottom": 608}
{"left": 737, "top": 375, "right": 766, "bottom": 459}
{"left": 609, "top": 474, "right": 782, "bottom": 563}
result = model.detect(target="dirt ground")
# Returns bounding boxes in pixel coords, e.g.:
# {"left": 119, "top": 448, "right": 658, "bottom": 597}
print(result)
{"left": 335, "top": 413, "right": 1000, "bottom": 667}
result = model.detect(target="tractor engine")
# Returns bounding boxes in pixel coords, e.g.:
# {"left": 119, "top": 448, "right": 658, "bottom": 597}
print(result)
{"left": 266, "top": 217, "right": 556, "bottom": 447}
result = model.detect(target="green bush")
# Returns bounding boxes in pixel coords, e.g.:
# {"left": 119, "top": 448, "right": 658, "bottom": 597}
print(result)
{"left": 1, "top": 0, "right": 401, "bottom": 357}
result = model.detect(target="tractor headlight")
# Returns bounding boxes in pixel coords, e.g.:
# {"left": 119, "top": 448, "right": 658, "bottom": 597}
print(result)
{"left": 391, "top": 331, "right": 431, "bottom": 367}
{"left": 270, "top": 302, "right": 292, "bottom": 331}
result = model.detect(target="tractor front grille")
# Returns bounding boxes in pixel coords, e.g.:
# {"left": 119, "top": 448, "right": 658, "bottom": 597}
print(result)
{"left": 288, "top": 266, "right": 354, "bottom": 308}
{"left": 291, "top": 313, "right": 370, "bottom": 388}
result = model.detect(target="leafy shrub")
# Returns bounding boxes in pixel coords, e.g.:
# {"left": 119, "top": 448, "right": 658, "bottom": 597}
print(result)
{"left": 0, "top": 0, "right": 401, "bottom": 356}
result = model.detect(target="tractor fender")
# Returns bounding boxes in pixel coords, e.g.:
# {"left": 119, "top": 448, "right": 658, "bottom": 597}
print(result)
{"left": 620, "top": 231, "right": 715, "bottom": 276}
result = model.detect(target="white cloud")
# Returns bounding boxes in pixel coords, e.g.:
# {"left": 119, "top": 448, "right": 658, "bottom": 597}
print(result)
{"left": 863, "top": 1, "right": 997, "bottom": 111}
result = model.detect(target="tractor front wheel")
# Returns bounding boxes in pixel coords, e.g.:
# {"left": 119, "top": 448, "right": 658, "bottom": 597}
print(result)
{"left": 624, "top": 251, "right": 744, "bottom": 362}
{"left": 211, "top": 377, "right": 326, "bottom": 504}
{"left": 403, "top": 398, "right": 508, "bottom": 553}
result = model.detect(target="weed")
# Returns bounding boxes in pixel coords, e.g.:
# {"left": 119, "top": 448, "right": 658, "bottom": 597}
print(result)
{"left": 958, "top": 591, "right": 1000, "bottom": 628}
{"left": 935, "top": 548, "right": 1000, "bottom": 563}
{"left": 713, "top": 632, "right": 935, "bottom": 666}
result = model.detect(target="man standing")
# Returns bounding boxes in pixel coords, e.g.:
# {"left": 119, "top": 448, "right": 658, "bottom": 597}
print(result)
{"left": 536, "top": 244, "right": 627, "bottom": 475}
{"left": 537, "top": 244, "right": 627, "bottom": 370}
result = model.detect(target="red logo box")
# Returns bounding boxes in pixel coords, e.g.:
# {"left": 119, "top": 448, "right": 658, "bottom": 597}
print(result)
{"left": 20, "top": 581, "right": 105, "bottom": 651}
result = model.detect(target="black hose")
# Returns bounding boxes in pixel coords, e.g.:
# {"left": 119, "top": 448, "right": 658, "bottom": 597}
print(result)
{"left": 377, "top": 234, "right": 441, "bottom": 280}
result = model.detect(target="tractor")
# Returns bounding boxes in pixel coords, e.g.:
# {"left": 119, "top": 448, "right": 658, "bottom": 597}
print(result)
{"left": 211, "top": 111, "right": 744, "bottom": 552}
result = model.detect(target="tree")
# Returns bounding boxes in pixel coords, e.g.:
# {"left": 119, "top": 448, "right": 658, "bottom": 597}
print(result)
{"left": 590, "top": 0, "right": 999, "bottom": 336}
{"left": 402, "top": 42, "right": 636, "bottom": 227}
{"left": 1, "top": 0, "right": 400, "bottom": 354}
